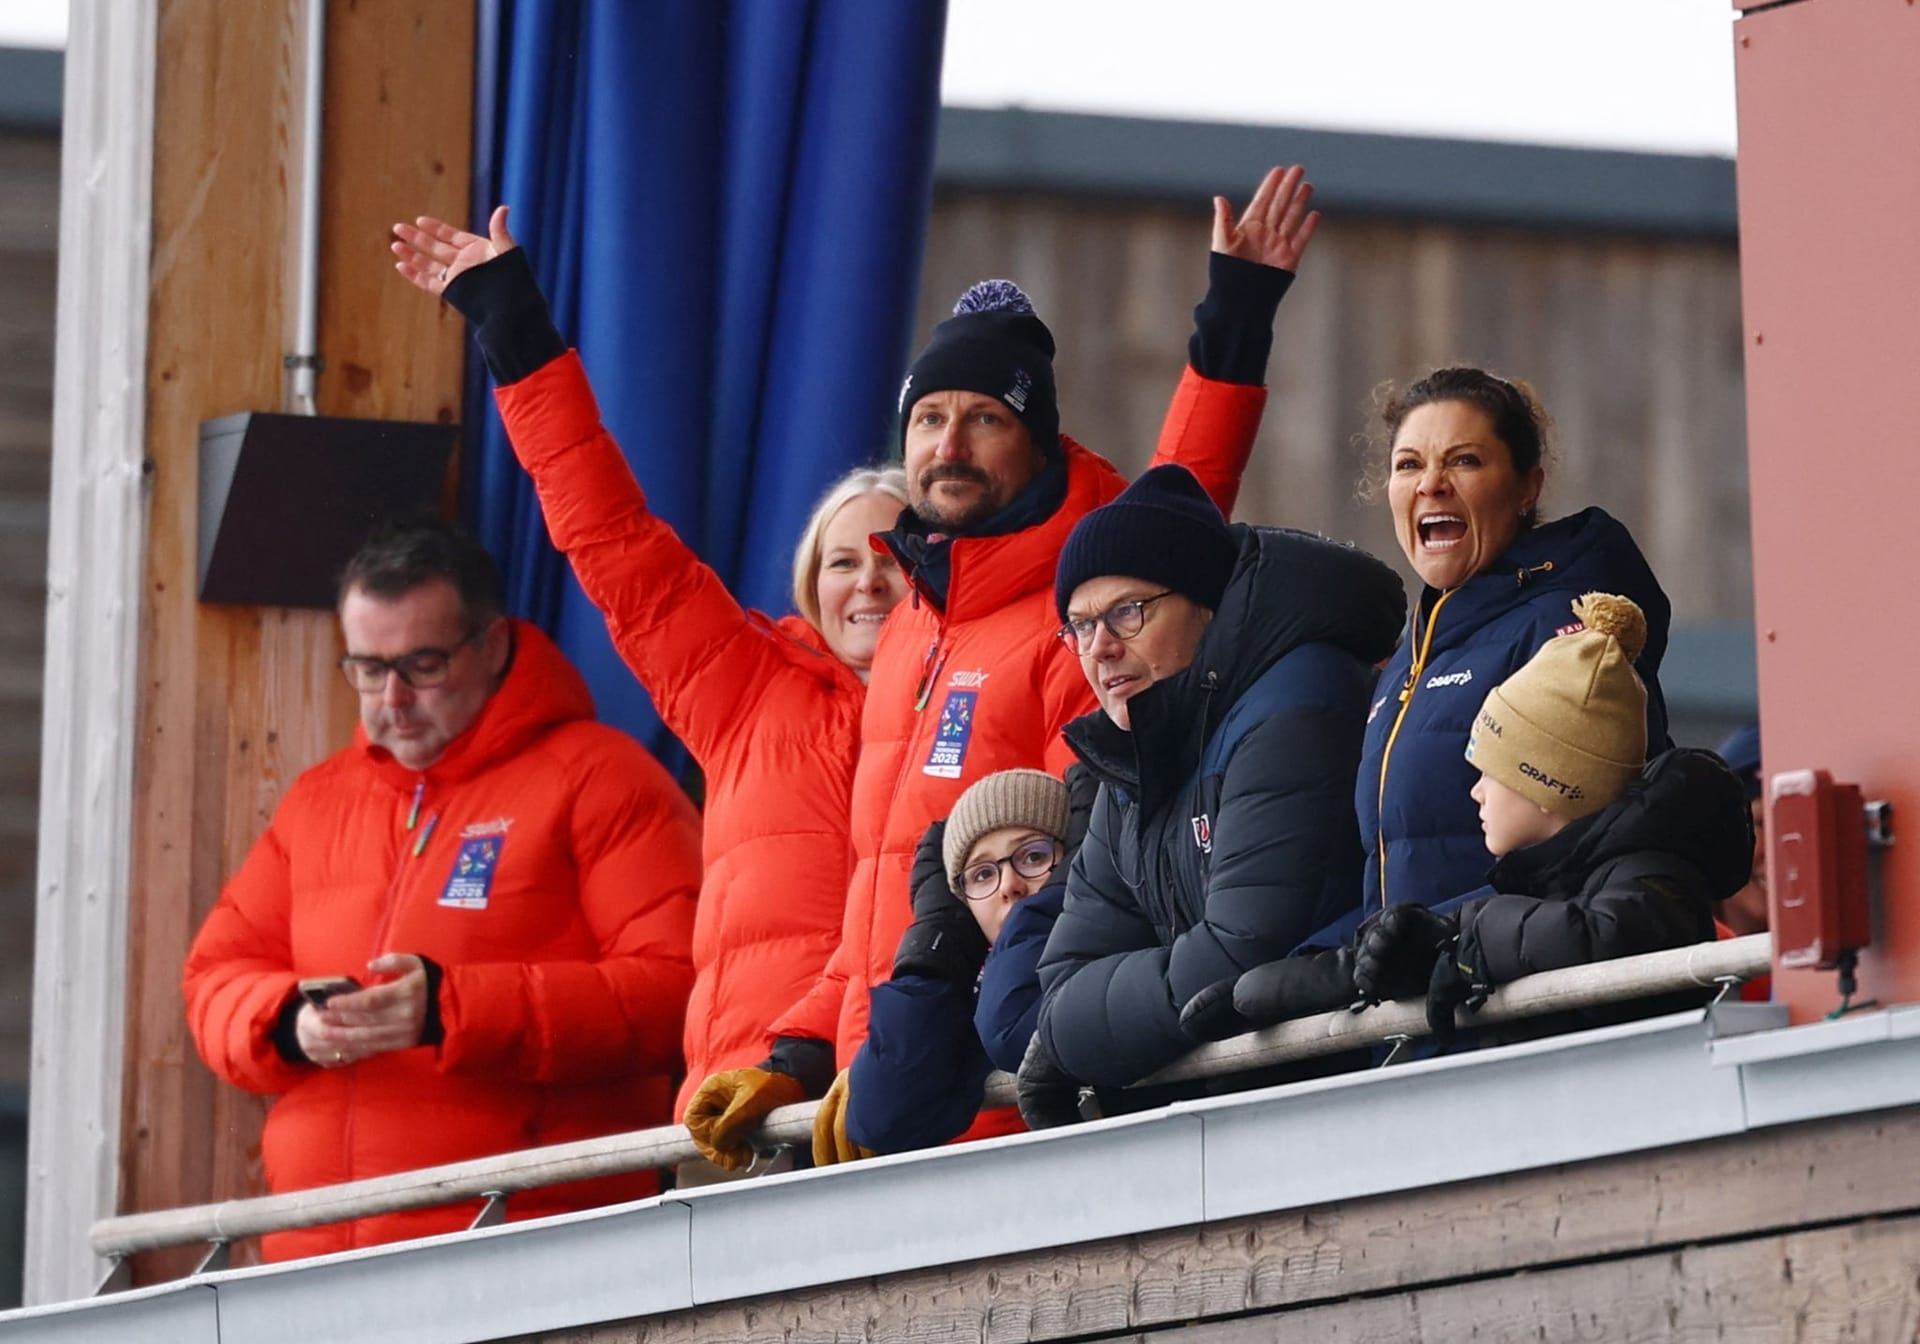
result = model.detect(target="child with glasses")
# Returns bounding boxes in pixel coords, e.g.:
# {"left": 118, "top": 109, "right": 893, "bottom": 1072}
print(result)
{"left": 811, "top": 768, "right": 1093, "bottom": 1162}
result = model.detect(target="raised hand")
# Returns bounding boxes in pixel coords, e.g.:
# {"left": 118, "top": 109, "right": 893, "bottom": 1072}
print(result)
{"left": 1211, "top": 164, "right": 1320, "bottom": 273}
{"left": 391, "top": 203, "right": 517, "bottom": 297}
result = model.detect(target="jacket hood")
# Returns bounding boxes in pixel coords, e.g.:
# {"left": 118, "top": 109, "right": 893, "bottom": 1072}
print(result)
{"left": 1067, "top": 525, "right": 1405, "bottom": 805}
{"left": 1419, "top": 507, "right": 1672, "bottom": 676}
{"left": 1490, "top": 747, "right": 1755, "bottom": 899}
{"left": 358, "top": 618, "right": 597, "bottom": 789}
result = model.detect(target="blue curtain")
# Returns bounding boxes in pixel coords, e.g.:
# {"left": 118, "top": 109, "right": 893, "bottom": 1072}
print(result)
{"left": 463, "top": 0, "right": 948, "bottom": 764}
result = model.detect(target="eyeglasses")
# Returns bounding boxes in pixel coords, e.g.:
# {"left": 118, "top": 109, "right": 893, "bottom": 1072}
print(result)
{"left": 1056, "top": 591, "right": 1176, "bottom": 655}
{"left": 957, "top": 837, "right": 1062, "bottom": 901}
{"left": 338, "top": 631, "right": 481, "bottom": 693}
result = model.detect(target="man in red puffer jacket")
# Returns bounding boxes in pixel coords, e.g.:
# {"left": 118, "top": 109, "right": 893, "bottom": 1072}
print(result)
{"left": 184, "top": 519, "right": 699, "bottom": 1259}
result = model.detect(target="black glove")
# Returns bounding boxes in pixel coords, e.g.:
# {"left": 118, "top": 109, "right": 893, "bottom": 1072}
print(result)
{"left": 1233, "top": 946, "right": 1360, "bottom": 1028}
{"left": 1424, "top": 936, "right": 1492, "bottom": 1049}
{"left": 1353, "top": 904, "right": 1459, "bottom": 1005}
{"left": 892, "top": 819, "right": 990, "bottom": 984}
{"left": 1015, "top": 1032, "right": 1085, "bottom": 1130}
{"left": 1178, "top": 976, "right": 1247, "bottom": 1042}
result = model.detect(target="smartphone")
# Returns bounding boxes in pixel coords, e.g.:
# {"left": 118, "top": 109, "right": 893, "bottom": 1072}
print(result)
{"left": 297, "top": 975, "right": 361, "bottom": 1008}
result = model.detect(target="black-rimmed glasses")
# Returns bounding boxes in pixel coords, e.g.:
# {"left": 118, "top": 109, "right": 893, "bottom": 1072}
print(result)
{"left": 338, "top": 631, "right": 482, "bottom": 693}
{"left": 957, "top": 837, "right": 1062, "bottom": 901}
{"left": 1056, "top": 591, "right": 1176, "bottom": 655}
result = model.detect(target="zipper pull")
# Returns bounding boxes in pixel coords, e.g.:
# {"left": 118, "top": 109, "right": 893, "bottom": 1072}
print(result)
{"left": 1516, "top": 560, "right": 1555, "bottom": 588}
{"left": 913, "top": 635, "right": 946, "bottom": 712}
{"left": 405, "top": 779, "right": 424, "bottom": 831}
{"left": 412, "top": 813, "right": 439, "bottom": 857}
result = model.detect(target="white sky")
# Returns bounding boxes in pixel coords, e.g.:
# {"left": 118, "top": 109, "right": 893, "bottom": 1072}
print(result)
{"left": 4, "top": 0, "right": 1740, "bottom": 157}
{"left": 946, "top": 0, "right": 1738, "bottom": 156}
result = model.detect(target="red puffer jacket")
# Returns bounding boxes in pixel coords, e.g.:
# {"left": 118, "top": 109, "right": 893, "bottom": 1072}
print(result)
{"left": 770, "top": 368, "right": 1261, "bottom": 1065}
{"left": 494, "top": 352, "right": 870, "bottom": 1117}
{"left": 183, "top": 622, "right": 700, "bottom": 1260}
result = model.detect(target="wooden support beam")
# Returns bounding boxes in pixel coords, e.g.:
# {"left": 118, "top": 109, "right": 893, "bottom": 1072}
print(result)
{"left": 109, "top": 0, "right": 470, "bottom": 1290}
{"left": 26, "top": 0, "right": 158, "bottom": 1309}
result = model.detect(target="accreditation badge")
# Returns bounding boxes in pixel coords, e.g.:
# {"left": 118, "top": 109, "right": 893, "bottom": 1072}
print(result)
{"left": 923, "top": 689, "right": 978, "bottom": 779}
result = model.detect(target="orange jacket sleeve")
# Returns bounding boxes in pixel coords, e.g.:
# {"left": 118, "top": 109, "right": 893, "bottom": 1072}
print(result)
{"left": 182, "top": 820, "right": 311, "bottom": 1097}
{"left": 765, "top": 903, "right": 856, "bottom": 1047}
{"left": 494, "top": 353, "right": 807, "bottom": 765}
{"left": 1148, "top": 365, "right": 1266, "bottom": 521}
{"left": 436, "top": 743, "right": 701, "bottom": 1084}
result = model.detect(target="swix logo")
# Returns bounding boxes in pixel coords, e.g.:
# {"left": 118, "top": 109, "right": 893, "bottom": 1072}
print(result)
{"left": 1191, "top": 813, "right": 1213, "bottom": 855}
{"left": 461, "top": 817, "right": 514, "bottom": 838}
{"left": 1425, "top": 669, "right": 1474, "bottom": 690}
{"left": 948, "top": 669, "right": 991, "bottom": 689}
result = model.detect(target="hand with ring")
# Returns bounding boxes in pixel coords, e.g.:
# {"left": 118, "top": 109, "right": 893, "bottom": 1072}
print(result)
{"left": 391, "top": 204, "right": 518, "bottom": 297}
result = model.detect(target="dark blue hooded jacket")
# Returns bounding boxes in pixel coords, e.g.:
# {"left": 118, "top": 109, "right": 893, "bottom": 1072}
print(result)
{"left": 845, "top": 883, "right": 1062, "bottom": 1153}
{"left": 1036, "top": 525, "right": 1405, "bottom": 1087}
{"left": 1356, "top": 507, "right": 1671, "bottom": 922}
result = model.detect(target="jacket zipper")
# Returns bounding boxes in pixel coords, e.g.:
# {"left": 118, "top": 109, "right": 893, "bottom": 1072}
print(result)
{"left": 339, "top": 776, "right": 435, "bottom": 1222}
{"left": 1370, "top": 560, "right": 1556, "bottom": 909}
{"left": 1167, "top": 669, "right": 1223, "bottom": 936}
{"left": 1373, "top": 589, "right": 1458, "bottom": 909}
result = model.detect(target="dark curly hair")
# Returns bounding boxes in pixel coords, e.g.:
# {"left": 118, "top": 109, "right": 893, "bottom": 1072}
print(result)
{"left": 1359, "top": 367, "right": 1554, "bottom": 503}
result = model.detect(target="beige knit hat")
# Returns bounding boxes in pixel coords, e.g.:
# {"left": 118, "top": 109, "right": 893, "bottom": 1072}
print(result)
{"left": 943, "top": 769, "right": 1072, "bottom": 888}
{"left": 1464, "top": 593, "right": 1649, "bottom": 820}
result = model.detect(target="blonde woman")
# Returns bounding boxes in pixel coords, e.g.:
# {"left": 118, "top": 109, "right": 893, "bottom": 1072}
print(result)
{"left": 394, "top": 208, "right": 908, "bottom": 1148}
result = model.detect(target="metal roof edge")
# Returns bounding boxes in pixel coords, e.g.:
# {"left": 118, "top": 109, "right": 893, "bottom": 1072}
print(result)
{"left": 0, "top": 46, "right": 61, "bottom": 131}
{"left": 20, "top": 1002, "right": 1920, "bottom": 1344}
{"left": 935, "top": 105, "right": 1739, "bottom": 237}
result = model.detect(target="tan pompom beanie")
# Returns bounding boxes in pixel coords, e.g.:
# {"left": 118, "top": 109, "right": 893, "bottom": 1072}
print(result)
{"left": 1464, "top": 593, "right": 1649, "bottom": 819}
{"left": 942, "top": 769, "right": 1072, "bottom": 888}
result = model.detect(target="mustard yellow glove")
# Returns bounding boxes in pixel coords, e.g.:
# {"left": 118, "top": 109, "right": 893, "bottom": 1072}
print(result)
{"left": 811, "top": 1069, "right": 875, "bottom": 1168}
{"left": 682, "top": 1067, "right": 806, "bottom": 1171}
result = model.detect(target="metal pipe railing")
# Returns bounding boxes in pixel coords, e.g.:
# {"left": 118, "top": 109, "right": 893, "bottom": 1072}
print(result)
{"left": 90, "top": 934, "right": 1770, "bottom": 1261}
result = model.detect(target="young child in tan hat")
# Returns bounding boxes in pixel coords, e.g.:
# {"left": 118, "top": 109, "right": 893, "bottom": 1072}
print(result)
{"left": 810, "top": 767, "right": 1094, "bottom": 1163}
{"left": 1348, "top": 593, "right": 1754, "bottom": 1046}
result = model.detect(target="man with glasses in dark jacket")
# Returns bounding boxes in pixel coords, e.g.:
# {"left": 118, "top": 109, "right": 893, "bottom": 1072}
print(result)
{"left": 1018, "top": 466, "right": 1403, "bottom": 1124}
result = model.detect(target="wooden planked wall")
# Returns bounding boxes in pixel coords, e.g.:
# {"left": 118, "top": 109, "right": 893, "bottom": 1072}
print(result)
{"left": 0, "top": 129, "right": 57, "bottom": 1088}
{"left": 917, "top": 191, "right": 1751, "bottom": 627}
{"left": 118, "top": 0, "right": 470, "bottom": 1282}
{"left": 532, "top": 1105, "right": 1920, "bottom": 1343}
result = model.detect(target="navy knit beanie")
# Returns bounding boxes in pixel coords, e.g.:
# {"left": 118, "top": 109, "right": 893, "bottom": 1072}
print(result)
{"left": 1054, "top": 465, "right": 1237, "bottom": 620}
{"left": 898, "top": 280, "right": 1060, "bottom": 459}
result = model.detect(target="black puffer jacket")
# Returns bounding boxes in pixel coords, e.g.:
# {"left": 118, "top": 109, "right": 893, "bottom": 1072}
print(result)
{"left": 1454, "top": 748, "right": 1752, "bottom": 1043}
{"left": 1036, "top": 526, "right": 1405, "bottom": 1086}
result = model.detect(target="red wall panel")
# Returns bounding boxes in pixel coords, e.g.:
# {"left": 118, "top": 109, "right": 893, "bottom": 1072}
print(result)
{"left": 1734, "top": 0, "right": 1919, "bottom": 1020}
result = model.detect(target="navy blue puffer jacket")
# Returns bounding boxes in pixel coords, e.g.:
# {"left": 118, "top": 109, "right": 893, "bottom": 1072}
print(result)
{"left": 846, "top": 884, "right": 1062, "bottom": 1153}
{"left": 1357, "top": 507, "right": 1671, "bottom": 919}
{"left": 1036, "top": 526, "right": 1405, "bottom": 1087}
